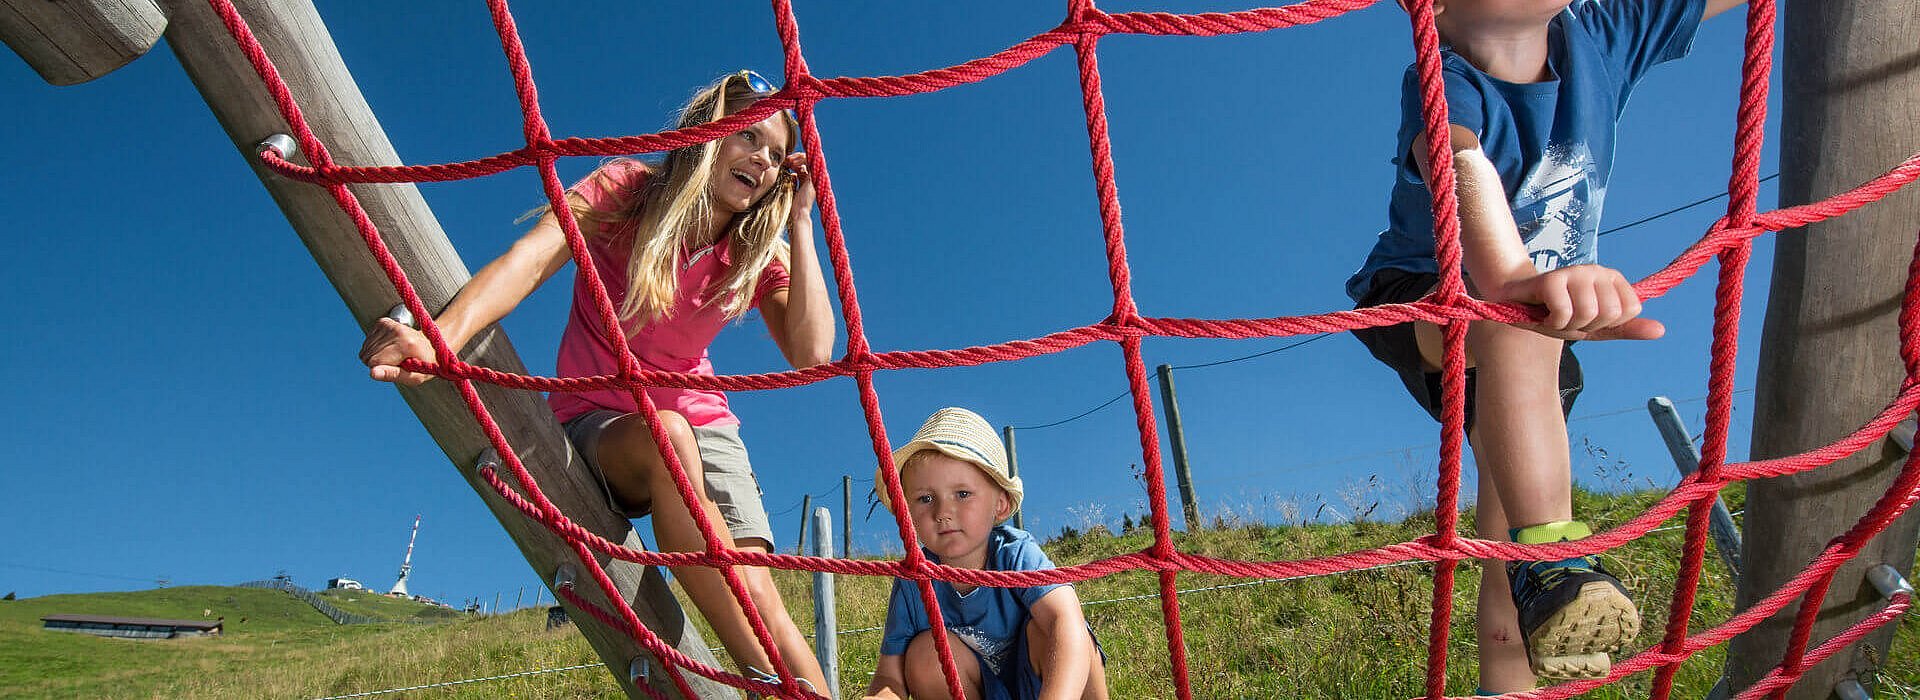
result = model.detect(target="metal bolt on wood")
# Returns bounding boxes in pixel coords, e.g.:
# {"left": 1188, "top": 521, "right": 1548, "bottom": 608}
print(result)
{"left": 1889, "top": 414, "right": 1917, "bottom": 453}
{"left": 255, "top": 133, "right": 298, "bottom": 161}
{"left": 386, "top": 302, "right": 416, "bottom": 329}
{"left": 1867, "top": 564, "right": 1913, "bottom": 599}
{"left": 1835, "top": 678, "right": 1870, "bottom": 700}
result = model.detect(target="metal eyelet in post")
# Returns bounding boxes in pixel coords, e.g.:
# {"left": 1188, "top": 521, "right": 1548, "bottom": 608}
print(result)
{"left": 475, "top": 448, "right": 501, "bottom": 474}
{"left": 386, "top": 303, "right": 416, "bottom": 329}
{"left": 255, "top": 133, "right": 299, "bottom": 161}
{"left": 627, "top": 657, "right": 651, "bottom": 685}
{"left": 1834, "top": 678, "right": 1870, "bottom": 700}
{"left": 1892, "top": 413, "right": 1917, "bottom": 454}
{"left": 552, "top": 564, "right": 577, "bottom": 592}
{"left": 1867, "top": 563, "right": 1914, "bottom": 599}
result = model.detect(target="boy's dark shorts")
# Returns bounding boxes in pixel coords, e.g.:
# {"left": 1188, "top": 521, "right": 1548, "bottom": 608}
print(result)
{"left": 1350, "top": 268, "right": 1583, "bottom": 433}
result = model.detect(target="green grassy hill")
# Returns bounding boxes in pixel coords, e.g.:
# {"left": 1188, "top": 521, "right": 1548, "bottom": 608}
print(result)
{"left": 5, "top": 489, "right": 1918, "bottom": 698}
{"left": 315, "top": 588, "right": 463, "bottom": 623}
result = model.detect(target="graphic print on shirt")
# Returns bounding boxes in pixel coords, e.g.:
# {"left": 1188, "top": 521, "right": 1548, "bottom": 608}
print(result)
{"left": 1511, "top": 141, "right": 1601, "bottom": 272}
{"left": 953, "top": 623, "right": 1012, "bottom": 675}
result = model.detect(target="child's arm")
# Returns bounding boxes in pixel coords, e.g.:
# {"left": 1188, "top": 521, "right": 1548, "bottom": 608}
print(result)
{"left": 1028, "top": 586, "right": 1098, "bottom": 700}
{"left": 862, "top": 654, "right": 909, "bottom": 700}
{"left": 1704, "top": 0, "right": 1746, "bottom": 20}
{"left": 1412, "top": 125, "right": 1665, "bottom": 342}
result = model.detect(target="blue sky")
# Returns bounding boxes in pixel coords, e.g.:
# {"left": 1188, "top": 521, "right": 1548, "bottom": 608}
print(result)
{"left": 3, "top": 1, "right": 1780, "bottom": 606}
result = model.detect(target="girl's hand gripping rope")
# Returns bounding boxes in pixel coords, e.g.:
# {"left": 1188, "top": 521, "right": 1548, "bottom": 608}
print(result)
{"left": 360, "top": 317, "right": 442, "bottom": 386}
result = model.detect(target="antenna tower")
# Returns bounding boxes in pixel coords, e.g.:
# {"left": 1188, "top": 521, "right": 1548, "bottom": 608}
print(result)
{"left": 389, "top": 514, "right": 420, "bottom": 597}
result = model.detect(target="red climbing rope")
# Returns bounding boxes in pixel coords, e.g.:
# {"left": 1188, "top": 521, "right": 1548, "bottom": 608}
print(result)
{"left": 207, "top": 0, "right": 1920, "bottom": 696}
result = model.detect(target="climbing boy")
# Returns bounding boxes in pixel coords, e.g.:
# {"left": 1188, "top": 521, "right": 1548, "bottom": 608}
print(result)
{"left": 864, "top": 407, "right": 1108, "bottom": 700}
{"left": 1346, "top": 0, "right": 1746, "bottom": 689}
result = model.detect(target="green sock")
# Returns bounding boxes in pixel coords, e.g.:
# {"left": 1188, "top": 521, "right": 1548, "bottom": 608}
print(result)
{"left": 1509, "top": 520, "right": 1592, "bottom": 545}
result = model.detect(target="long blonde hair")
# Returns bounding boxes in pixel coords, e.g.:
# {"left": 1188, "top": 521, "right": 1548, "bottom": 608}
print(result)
{"left": 570, "top": 73, "right": 801, "bottom": 327}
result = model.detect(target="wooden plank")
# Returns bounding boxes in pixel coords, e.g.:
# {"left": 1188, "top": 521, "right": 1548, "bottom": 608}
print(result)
{"left": 153, "top": 0, "right": 731, "bottom": 696}
{"left": 1728, "top": 0, "right": 1920, "bottom": 696}
{"left": 0, "top": 0, "right": 166, "bottom": 85}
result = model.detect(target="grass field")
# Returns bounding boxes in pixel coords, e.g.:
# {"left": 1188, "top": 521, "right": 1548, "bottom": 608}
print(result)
{"left": 314, "top": 589, "right": 464, "bottom": 623}
{"left": 5, "top": 488, "right": 1919, "bottom": 698}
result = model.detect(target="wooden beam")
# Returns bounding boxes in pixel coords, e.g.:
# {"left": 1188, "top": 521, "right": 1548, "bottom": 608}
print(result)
{"left": 1728, "top": 0, "right": 1920, "bottom": 696}
{"left": 0, "top": 0, "right": 166, "bottom": 85}
{"left": 154, "top": 1, "right": 731, "bottom": 697}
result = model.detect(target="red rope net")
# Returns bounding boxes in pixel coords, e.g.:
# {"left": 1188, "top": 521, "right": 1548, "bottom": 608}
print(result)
{"left": 207, "top": 0, "right": 1920, "bottom": 697}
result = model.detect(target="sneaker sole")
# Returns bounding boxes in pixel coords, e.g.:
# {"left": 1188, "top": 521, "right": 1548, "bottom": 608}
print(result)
{"left": 1527, "top": 581, "right": 1642, "bottom": 680}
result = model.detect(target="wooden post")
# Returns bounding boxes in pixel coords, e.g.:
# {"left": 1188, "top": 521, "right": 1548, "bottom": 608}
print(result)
{"left": 0, "top": 0, "right": 166, "bottom": 86}
{"left": 810, "top": 507, "right": 840, "bottom": 700}
{"left": 842, "top": 475, "right": 853, "bottom": 559}
{"left": 797, "top": 494, "right": 813, "bottom": 555}
{"left": 1727, "top": 0, "right": 1920, "bottom": 695}
{"left": 1002, "top": 426, "right": 1023, "bottom": 530}
{"left": 147, "top": 1, "right": 729, "bottom": 696}
{"left": 1157, "top": 364, "right": 1202, "bottom": 531}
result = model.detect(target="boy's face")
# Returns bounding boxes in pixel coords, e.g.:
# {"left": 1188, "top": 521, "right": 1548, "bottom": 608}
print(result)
{"left": 901, "top": 453, "right": 1011, "bottom": 569}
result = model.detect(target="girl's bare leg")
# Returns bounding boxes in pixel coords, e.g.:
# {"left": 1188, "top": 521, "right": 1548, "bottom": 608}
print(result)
{"left": 595, "top": 411, "right": 825, "bottom": 694}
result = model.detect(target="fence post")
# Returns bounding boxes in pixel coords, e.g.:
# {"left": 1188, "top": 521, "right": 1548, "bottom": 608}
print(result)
{"left": 1002, "top": 426, "right": 1023, "bottom": 530}
{"left": 811, "top": 507, "right": 840, "bottom": 699}
{"left": 1157, "top": 364, "right": 1202, "bottom": 531}
{"left": 797, "top": 494, "right": 813, "bottom": 555}
{"left": 843, "top": 474, "right": 853, "bottom": 559}
{"left": 1646, "top": 397, "right": 1743, "bottom": 577}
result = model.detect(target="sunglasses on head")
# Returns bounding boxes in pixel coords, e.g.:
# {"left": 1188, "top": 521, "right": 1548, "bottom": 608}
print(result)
{"left": 737, "top": 69, "right": 776, "bottom": 95}
{"left": 734, "top": 69, "right": 801, "bottom": 131}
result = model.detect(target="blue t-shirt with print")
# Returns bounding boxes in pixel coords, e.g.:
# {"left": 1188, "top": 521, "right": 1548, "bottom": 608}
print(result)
{"left": 1346, "top": 0, "right": 1706, "bottom": 301}
{"left": 879, "top": 525, "right": 1062, "bottom": 676}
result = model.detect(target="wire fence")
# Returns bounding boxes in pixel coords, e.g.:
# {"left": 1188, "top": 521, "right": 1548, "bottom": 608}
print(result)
{"left": 314, "top": 506, "right": 1748, "bottom": 699}
{"left": 311, "top": 662, "right": 606, "bottom": 699}
{"left": 238, "top": 579, "right": 386, "bottom": 625}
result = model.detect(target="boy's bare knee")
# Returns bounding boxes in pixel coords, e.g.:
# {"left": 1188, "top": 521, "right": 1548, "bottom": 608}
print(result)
{"left": 1083, "top": 650, "right": 1110, "bottom": 700}
{"left": 903, "top": 631, "right": 978, "bottom": 699}
{"left": 1024, "top": 619, "right": 1107, "bottom": 698}
{"left": 1023, "top": 617, "right": 1065, "bottom": 670}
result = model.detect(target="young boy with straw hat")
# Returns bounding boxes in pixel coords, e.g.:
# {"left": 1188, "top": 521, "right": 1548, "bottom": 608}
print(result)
{"left": 863, "top": 407, "right": 1109, "bottom": 700}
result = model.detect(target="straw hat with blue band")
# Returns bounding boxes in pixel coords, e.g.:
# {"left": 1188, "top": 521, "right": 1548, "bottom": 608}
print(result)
{"left": 877, "top": 407, "right": 1024, "bottom": 515}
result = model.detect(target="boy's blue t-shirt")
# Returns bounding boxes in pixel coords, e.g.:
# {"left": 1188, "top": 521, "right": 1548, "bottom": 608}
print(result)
{"left": 879, "top": 525, "right": 1063, "bottom": 675}
{"left": 1347, "top": 0, "right": 1707, "bottom": 301}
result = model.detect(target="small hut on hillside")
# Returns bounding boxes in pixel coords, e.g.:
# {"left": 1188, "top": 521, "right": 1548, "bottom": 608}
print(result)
{"left": 40, "top": 614, "right": 223, "bottom": 639}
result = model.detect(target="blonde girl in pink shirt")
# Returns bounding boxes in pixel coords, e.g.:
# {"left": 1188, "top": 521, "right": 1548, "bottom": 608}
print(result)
{"left": 360, "top": 71, "right": 834, "bottom": 693}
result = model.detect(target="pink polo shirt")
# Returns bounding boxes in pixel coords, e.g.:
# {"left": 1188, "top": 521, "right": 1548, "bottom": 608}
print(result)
{"left": 547, "top": 159, "right": 790, "bottom": 428}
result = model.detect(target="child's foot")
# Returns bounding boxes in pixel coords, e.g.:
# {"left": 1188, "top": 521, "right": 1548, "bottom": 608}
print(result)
{"left": 1507, "top": 556, "right": 1641, "bottom": 680}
